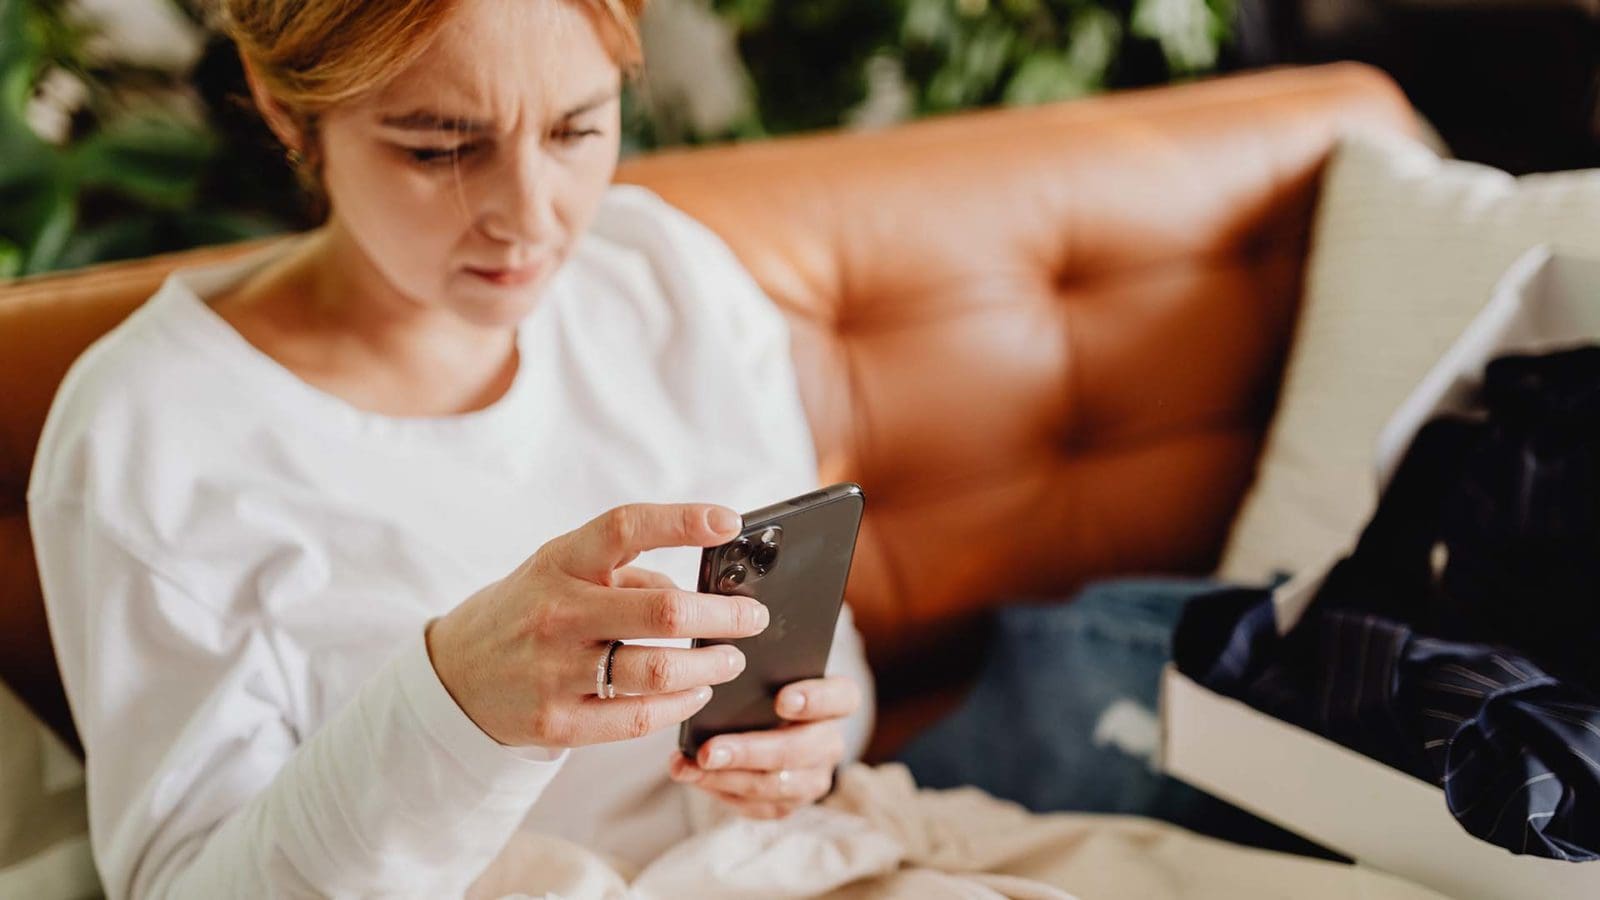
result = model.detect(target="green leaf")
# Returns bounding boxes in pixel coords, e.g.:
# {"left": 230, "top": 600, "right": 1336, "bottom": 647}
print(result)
{"left": 0, "top": 0, "right": 34, "bottom": 71}
{"left": 50, "top": 208, "right": 285, "bottom": 272}
{"left": 711, "top": 0, "right": 773, "bottom": 30}
{"left": 961, "top": 21, "right": 1015, "bottom": 88}
{"left": 19, "top": 182, "right": 75, "bottom": 274}
{"left": 0, "top": 52, "right": 33, "bottom": 126}
{"left": 0, "top": 123, "right": 53, "bottom": 192}
{"left": 926, "top": 64, "right": 970, "bottom": 110}
{"left": 1003, "top": 52, "right": 1089, "bottom": 105}
{"left": 903, "top": 0, "right": 955, "bottom": 46}
{"left": 70, "top": 116, "right": 215, "bottom": 208}
{"left": 0, "top": 0, "right": 43, "bottom": 132}
{"left": 0, "top": 236, "right": 20, "bottom": 279}
{"left": 1065, "top": 7, "right": 1121, "bottom": 80}
{"left": 999, "top": 0, "right": 1043, "bottom": 17}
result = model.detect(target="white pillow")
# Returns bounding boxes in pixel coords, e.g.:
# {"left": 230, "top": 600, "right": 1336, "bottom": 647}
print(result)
{"left": 1219, "top": 131, "right": 1600, "bottom": 583}
{"left": 0, "top": 687, "right": 98, "bottom": 898}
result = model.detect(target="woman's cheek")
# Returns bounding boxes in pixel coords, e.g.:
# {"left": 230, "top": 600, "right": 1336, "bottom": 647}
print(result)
{"left": 355, "top": 163, "right": 462, "bottom": 283}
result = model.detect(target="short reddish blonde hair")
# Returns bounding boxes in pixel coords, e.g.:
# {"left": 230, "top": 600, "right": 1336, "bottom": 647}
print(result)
{"left": 219, "top": 0, "right": 646, "bottom": 196}
{"left": 222, "top": 0, "right": 646, "bottom": 110}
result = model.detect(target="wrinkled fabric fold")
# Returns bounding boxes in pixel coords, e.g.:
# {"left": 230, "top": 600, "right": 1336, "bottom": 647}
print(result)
{"left": 471, "top": 763, "right": 1448, "bottom": 900}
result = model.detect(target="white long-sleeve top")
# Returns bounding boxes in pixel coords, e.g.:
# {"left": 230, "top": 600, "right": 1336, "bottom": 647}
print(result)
{"left": 26, "top": 185, "right": 875, "bottom": 899}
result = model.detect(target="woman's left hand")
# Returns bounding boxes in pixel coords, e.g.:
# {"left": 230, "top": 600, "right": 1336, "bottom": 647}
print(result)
{"left": 668, "top": 674, "right": 860, "bottom": 819}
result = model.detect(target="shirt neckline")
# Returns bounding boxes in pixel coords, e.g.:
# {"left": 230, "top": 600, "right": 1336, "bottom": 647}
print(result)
{"left": 151, "top": 234, "right": 557, "bottom": 447}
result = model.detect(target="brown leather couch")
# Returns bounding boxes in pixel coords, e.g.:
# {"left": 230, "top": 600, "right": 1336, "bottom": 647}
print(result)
{"left": 0, "top": 63, "right": 1413, "bottom": 762}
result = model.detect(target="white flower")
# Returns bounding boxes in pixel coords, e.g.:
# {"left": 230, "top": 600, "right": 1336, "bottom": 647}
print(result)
{"left": 25, "top": 68, "right": 89, "bottom": 146}
{"left": 1131, "top": 0, "right": 1221, "bottom": 72}
{"left": 72, "top": 0, "right": 205, "bottom": 71}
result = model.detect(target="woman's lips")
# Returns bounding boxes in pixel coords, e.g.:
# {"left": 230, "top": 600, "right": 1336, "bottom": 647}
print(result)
{"left": 465, "top": 261, "right": 545, "bottom": 287}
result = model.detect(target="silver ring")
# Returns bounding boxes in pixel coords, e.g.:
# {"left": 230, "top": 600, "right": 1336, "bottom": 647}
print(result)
{"left": 595, "top": 640, "right": 622, "bottom": 699}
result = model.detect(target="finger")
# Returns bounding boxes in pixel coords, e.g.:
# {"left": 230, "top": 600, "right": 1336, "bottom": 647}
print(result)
{"left": 698, "top": 720, "right": 843, "bottom": 772}
{"left": 607, "top": 643, "right": 745, "bottom": 695}
{"left": 568, "top": 686, "right": 714, "bottom": 746}
{"left": 609, "top": 566, "right": 677, "bottom": 590}
{"left": 675, "top": 764, "right": 832, "bottom": 804}
{"left": 580, "top": 585, "right": 768, "bottom": 640}
{"left": 559, "top": 504, "right": 742, "bottom": 581}
{"left": 775, "top": 676, "right": 863, "bottom": 722}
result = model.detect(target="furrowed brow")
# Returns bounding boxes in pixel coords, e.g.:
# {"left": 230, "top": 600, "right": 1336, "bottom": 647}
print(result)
{"left": 560, "top": 87, "right": 622, "bottom": 120}
{"left": 379, "top": 86, "right": 620, "bottom": 133}
{"left": 378, "top": 110, "right": 494, "bottom": 133}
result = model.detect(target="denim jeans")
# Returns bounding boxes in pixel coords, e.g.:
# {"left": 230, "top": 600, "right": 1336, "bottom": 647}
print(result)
{"left": 893, "top": 577, "right": 1333, "bottom": 859}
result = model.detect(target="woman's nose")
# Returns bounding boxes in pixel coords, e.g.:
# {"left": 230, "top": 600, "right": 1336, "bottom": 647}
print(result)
{"left": 477, "top": 143, "right": 559, "bottom": 245}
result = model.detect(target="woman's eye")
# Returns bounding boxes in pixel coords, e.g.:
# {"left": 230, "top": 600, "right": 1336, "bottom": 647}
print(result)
{"left": 401, "top": 144, "right": 479, "bottom": 168}
{"left": 554, "top": 127, "right": 602, "bottom": 144}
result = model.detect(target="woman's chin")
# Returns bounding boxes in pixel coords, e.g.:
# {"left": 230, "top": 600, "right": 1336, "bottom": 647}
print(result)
{"left": 449, "top": 275, "right": 551, "bottom": 328}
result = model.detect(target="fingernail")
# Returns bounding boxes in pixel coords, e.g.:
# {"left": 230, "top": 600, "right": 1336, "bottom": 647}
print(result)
{"left": 707, "top": 507, "right": 741, "bottom": 534}
{"left": 725, "top": 647, "right": 745, "bottom": 674}
{"left": 708, "top": 746, "right": 731, "bottom": 769}
{"left": 753, "top": 603, "right": 770, "bottom": 630}
{"left": 781, "top": 692, "right": 806, "bottom": 714}
{"left": 694, "top": 686, "right": 713, "bottom": 703}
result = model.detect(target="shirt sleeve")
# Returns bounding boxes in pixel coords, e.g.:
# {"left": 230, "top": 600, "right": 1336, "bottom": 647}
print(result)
{"left": 30, "top": 500, "right": 568, "bottom": 900}
{"left": 827, "top": 602, "right": 876, "bottom": 764}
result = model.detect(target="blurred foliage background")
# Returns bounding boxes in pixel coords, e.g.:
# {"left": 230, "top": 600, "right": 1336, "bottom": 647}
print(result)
{"left": 0, "top": 0, "right": 1237, "bottom": 278}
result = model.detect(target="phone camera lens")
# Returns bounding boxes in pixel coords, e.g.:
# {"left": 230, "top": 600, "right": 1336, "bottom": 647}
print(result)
{"left": 725, "top": 538, "right": 752, "bottom": 562}
{"left": 718, "top": 565, "right": 747, "bottom": 593}
{"left": 751, "top": 543, "right": 778, "bottom": 574}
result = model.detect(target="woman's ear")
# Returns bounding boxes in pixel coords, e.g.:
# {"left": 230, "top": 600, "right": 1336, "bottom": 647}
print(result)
{"left": 239, "top": 51, "right": 304, "bottom": 155}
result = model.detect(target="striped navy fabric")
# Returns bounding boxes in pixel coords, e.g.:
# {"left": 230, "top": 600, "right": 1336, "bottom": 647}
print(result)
{"left": 1174, "top": 596, "right": 1600, "bottom": 860}
{"left": 1175, "top": 346, "right": 1600, "bottom": 861}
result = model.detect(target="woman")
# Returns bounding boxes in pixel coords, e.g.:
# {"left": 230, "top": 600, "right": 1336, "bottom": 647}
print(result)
{"left": 26, "top": 0, "right": 873, "bottom": 896}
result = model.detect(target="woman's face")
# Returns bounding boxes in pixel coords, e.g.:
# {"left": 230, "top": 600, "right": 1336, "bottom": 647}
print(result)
{"left": 315, "top": 0, "right": 624, "bottom": 328}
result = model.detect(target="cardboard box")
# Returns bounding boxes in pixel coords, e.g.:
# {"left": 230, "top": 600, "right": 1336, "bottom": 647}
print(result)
{"left": 1159, "top": 248, "right": 1600, "bottom": 898}
{"left": 1160, "top": 667, "right": 1600, "bottom": 899}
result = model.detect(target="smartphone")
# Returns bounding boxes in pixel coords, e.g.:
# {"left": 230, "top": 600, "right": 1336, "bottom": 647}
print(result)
{"left": 678, "top": 482, "right": 866, "bottom": 759}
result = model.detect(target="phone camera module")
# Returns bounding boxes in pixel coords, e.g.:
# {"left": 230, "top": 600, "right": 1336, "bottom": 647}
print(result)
{"left": 717, "top": 564, "right": 748, "bottom": 593}
{"left": 749, "top": 526, "right": 781, "bottom": 574}
{"left": 725, "top": 538, "right": 752, "bottom": 562}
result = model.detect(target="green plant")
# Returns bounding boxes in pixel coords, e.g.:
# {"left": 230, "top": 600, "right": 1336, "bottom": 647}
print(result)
{"left": 1, "top": 0, "right": 1237, "bottom": 276}
{"left": 0, "top": 0, "right": 281, "bottom": 278}
{"left": 702, "top": 0, "right": 1235, "bottom": 144}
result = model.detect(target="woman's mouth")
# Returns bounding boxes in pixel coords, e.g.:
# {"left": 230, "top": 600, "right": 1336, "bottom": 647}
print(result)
{"left": 465, "top": 261, "right": 545, "bottom": 287}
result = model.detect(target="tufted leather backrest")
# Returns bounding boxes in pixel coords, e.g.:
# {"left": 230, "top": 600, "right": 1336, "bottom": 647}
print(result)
{"left": 0, "top": 64, "right": 1413, "bottom": 755}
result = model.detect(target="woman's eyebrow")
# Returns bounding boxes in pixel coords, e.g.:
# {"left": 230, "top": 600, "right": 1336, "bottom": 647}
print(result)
{"left": 560, "top": 87, "right": 622, "bottom": 120}
{"left": 378, "top": 88, "right": 619, "bottom": 133}
{"left": 378, "top": 111, "right": 493, "bottom": 133}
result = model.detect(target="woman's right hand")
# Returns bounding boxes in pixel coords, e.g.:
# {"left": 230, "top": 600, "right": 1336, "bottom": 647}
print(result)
{"left": 424, "top": 503, "right": 768, "bottom": 750}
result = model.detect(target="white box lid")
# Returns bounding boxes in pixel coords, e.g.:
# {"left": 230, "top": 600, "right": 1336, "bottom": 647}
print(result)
{"left": 1160, "top": 666, "right": 1600, "bottom": 899}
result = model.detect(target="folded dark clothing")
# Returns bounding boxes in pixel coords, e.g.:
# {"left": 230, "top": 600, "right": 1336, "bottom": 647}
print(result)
{"left": 1314, "top": 345, "right": 1600, "bottom": 689}
{"left": 1174, "top": 591, "right": 1600, "bottom": 861}
{"left": 1173, "top": 344, "right": 1600, "bottom": 861}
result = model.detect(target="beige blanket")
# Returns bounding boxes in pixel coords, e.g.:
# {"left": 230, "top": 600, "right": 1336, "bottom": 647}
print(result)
{"left": 469, "top": 763, "right": 1448, "bottom": 900}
